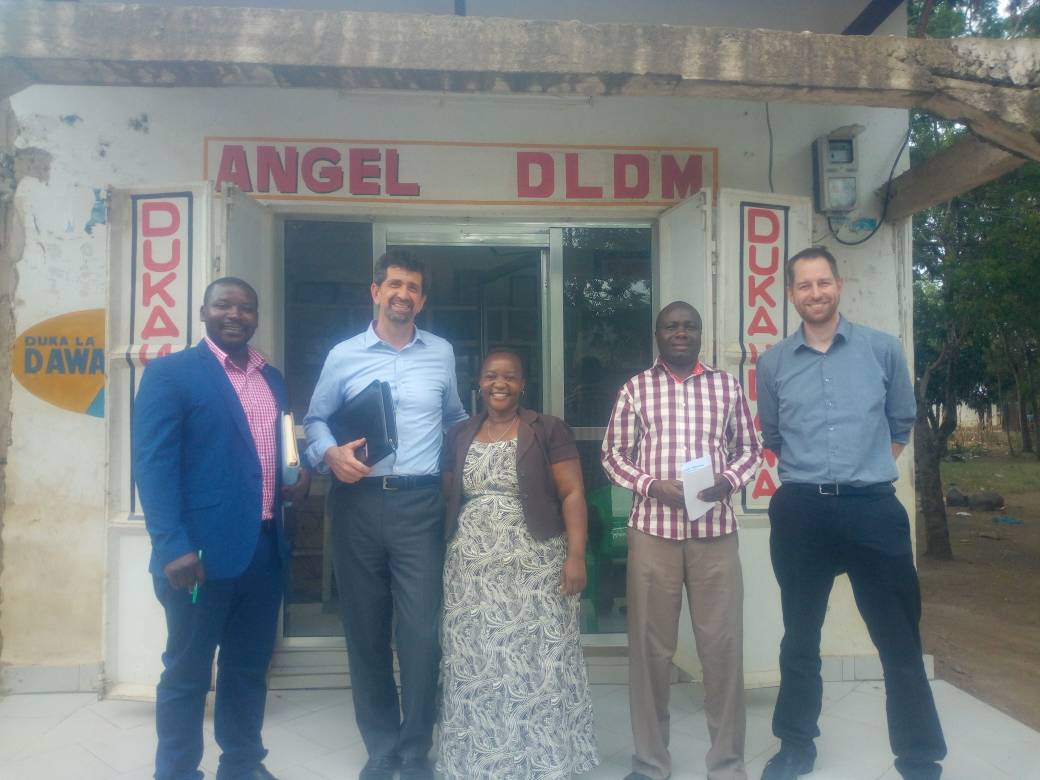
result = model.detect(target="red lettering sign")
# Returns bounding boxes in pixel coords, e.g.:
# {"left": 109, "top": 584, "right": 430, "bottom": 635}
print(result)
{"left": 133, "top": 194, "right": 191, "bottom": 352}
{"left": 257, "top": 145, "right": 298, "bottom": 194}
{"left": 738, "top": 202, "right": 789, "bottom": 510}
{"left": 517, "top": 152, "right": 554, "bottom": 198}
{"left": 564, "top": 153, "right": 603, "bottom": 199}
{"left": 613, "top": 154, "right": 650, "bottom": 199}
{"left": 301, "top": 147, "right": 343, "bottom": 194}
{"left": 385, "top": 149, "right": 420, "bottom": 197}
{"left": 349, "top": 148, "right": 381, "bottom": 196}
{"left": 661, "top": 154, "right": 703, "bottom": 199}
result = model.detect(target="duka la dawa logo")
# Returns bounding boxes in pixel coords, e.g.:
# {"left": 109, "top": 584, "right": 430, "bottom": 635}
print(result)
{"left": 13, "top": 309, "right": 106, "bottom": 417}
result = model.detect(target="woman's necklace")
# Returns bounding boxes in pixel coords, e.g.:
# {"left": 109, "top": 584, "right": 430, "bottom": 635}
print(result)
{"left": 485, "top": 414, "right": 519, "bottom": 443}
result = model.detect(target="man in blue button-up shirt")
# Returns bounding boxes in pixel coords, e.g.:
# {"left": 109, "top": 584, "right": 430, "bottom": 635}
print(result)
{"left": 756, "top": 248, "right": 946, "bottom": 780}
{"left": 304, "top": 250, "right": 467, "bottom": 780}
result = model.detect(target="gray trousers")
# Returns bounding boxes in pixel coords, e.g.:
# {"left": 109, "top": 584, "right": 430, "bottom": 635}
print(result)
{"left": 328, "top": 480, "right": 445, "bottom": 764}
{"left": 627, "top": 528, "right": 747, "bottom": 780}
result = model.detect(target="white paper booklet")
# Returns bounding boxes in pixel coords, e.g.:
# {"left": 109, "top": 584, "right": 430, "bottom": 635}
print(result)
{"left": 681, "top": 456, "right": 716, "bottom": 521}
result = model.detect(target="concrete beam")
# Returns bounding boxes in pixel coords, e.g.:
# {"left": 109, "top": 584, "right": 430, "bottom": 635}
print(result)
{"left": 0, "top": 2, "right": 1038, "bottom": 161}
{"left": 885, "top": 135, "right": 1026, "bottom": 222}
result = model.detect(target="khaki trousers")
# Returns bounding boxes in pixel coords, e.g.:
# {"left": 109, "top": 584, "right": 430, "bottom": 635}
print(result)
{"left": 627, "top": 528, "right": 746, "bottom": 780}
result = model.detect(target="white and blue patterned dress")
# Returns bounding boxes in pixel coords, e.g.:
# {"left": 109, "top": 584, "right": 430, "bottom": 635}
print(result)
{"left": 437, "top": 438, "right": 599, "bottom": 780}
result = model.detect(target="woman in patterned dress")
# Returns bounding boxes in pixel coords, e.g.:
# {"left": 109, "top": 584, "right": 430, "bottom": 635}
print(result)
{"left": 438, "top": 350, "right": 599, "bottom": 780}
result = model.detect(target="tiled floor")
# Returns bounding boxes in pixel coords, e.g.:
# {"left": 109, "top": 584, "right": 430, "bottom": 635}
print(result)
{"left": 1, "top": 680, "right": 1037, "bottom": 779}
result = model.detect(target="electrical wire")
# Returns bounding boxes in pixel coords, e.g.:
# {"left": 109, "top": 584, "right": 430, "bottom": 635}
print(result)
{"left": 765, "top": 102, "right": 775, "bottom": 193}
{"left": 827, "top": 126, "right": 912, "bottom": 246}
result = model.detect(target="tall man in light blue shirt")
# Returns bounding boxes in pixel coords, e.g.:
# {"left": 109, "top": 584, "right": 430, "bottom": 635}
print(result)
{"left": 305, "top": 250, "right": 467, "bottom": 780}
{"left": 756, "top": 248, "right": 945, "bottom": 780}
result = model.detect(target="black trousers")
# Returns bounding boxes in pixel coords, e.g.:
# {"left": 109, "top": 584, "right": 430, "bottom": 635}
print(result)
{"left": 328, "top": 480, "right": 445, "bottom": 764}
{"left": 768, "top": 483, "right": 947, "bottom": 777}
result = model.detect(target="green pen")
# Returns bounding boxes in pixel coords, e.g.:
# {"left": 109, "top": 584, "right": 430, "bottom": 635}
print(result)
{"left": 191, "top": 549, "right": 203, "bottom": 604}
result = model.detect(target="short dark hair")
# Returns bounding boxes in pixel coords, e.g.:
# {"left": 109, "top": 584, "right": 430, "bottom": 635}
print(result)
{"left": 482, "top": 348, "right": 526, "bottom": 379}
{"left": 655, "top": 300, "right": 699, "bottom": 331}
{"left": 203, "top": 276, "right": 258, "bottom": 306}
{"left": 374, "top": 249, "right": 426, "bottom": 294}
{"left": 785, "top": 247, "right": 840, "bottom": 287}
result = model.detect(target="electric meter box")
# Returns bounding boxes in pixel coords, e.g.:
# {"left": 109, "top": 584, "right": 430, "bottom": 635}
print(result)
{"left": 812, "top": 134, "right": 859, "bottom": 215}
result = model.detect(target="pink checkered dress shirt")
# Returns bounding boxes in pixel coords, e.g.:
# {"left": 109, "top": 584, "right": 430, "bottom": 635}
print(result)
{"left": 205, "top": 337, "right": 278, "bottom": 520}
{"left": 601, "top": 359, "right": 762, "bottom": 539}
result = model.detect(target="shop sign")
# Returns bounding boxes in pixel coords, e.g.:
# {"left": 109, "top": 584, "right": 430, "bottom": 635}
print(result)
{"left": 13, "top": 309, "right": 106, "bottom": 417}
{"left": 738, "top": 202, "right": 790, "bottom": 511}
{"left": 129, "top": 192, "right": 194, "bottom": 362}
{"left": 205, "top": 137, "right": 717, "bottom": 207}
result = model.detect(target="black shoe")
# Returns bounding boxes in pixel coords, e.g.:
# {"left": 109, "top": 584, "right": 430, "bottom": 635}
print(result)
{"left": 359, "top": 755, "right": 399, "bottom": 780}
{"left": 761, "top": 748, "right": 815, "bottom": 779}
{"left": 400, "top": 754, "right": 434, "bottom": 779}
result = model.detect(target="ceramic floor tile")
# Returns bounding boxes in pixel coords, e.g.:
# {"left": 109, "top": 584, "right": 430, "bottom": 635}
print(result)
{"left": 819, "top": 679, "right": 862, "bottom": 706}
{"left": 578, "top": 753, "right": 632, "bottom": 779}
{"left": 0, "top": 715, "right": 63, "bottom": 762}
{"left": 11, "top": 707, "right": 125, "bottom": 763}
{"left": 744, "top": 684, "right": 779, "bottom": 715}
{"left": 279, "top": 703, "right": 363, "bottom": 752}
{"left": 262, "top": 692, "right": 314, "bottom": 725}
{"left": 269, "top": 767, "right": 329, "bottom": 780}
{"left": 112, "top": 768, "right": 157, "bottom": 780}
{"left": 666, "top": 732, "right": 714, "bottom": 779}
{"left": 811, "top": 711, "right": 896, "bottom": 780}
{"left": 261, "top": 722, "right": 337, "bottom": 772}
{"left": 744, "top": 711, "right": 778, "bottom": 762}
{"left": 80, "top": 723, "right": 157, "bottom": 775}
{"left": 671, "top": 708, "right": 710, "bottom": 743}
{"left": 88, "top": 698, "right": 157, "bottom": 731}
{"left": 821, "top": 688, "right": 888, "bottom": 728}
{"left": 276, "top": 688, "right": 352, "bottom": 713}
{"left": 1, "top": 679, "right": 1037, "bottom": 780}
{"left": 670, "top": 682, "right": 707, "bottom": 714}
{"left": 960, "top": 737, "right": 1040, "bottom": 779}
{"left": 0, "top": 692, "right": 97, "bottom": 719}
{"left": 0, "top": 742, "right": 117, "bottom": 780}
{"left": 302, "top": 739, "right": 372, "bottom": 780}
{"left": 931, "top": 680, "right": 1040, "bottom": 744}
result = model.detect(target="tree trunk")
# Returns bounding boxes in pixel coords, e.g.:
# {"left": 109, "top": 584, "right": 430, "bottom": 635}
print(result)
{"left": 915, "top": 417, "right": 953, "bottom": 559}
{"left": 1018, "top": 390, "right": 1033, "bottom": 453}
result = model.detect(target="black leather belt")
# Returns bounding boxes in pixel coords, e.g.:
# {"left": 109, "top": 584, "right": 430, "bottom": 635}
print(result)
{"left": 786, "top": 482, "right": 894, "bottom": 497}
{"left": 357, "top": 474, "right": 440, "bottom": 491}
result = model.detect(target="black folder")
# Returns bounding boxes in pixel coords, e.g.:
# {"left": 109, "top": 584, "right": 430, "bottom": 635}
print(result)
{"left": 327, "top": 380, "right": 398, "bottom": 466}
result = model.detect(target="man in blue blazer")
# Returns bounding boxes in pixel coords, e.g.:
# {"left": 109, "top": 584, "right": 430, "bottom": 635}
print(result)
{"left": 133, "top": 277, "right": 310, "bottom": 780}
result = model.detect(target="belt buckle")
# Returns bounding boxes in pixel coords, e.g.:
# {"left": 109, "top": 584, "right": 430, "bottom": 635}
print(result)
{"left": 382, "top": 476, "right": 398, "bottom": 492}
{"left": 818, "top": 483, "right": 839, "bottom": 496}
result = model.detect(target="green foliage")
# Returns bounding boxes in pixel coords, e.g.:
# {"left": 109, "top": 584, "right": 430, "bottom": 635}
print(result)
{"left": 909, "top": 0, "right": 1040, "bottom": 445}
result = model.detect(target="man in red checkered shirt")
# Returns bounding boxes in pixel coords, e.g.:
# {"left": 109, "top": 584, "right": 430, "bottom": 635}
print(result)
{"left": 602, "top": 301, "right": 762, "bottom": 780}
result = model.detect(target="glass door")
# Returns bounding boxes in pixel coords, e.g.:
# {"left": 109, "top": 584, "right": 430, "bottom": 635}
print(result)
{"left": 557, "top": 227, "right": 654, "bottom": 634}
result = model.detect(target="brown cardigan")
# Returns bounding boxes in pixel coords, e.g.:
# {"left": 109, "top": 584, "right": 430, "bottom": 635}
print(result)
{"left": 442, "top": 407, "right": 580, "bottom": 541}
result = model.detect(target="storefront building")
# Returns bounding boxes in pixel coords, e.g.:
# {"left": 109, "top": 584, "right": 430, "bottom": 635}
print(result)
{"left": 2, "top": 0, "right": 1024, "bottom": 696}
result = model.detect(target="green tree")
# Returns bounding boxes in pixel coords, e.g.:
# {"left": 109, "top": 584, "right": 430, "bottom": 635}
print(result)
{"left": 908, "top": 0, "right": 1039, "bottom": 558}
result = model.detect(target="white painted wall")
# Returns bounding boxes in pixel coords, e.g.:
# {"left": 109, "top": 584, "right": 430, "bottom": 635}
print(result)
{"left": 1, "top": 73, "right": 912, "bottom": 677}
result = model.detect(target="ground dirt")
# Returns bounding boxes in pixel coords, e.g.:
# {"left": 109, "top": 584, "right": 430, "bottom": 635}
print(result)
{"left": 917, "top": 476, "right": 1040, "bottom": 732}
